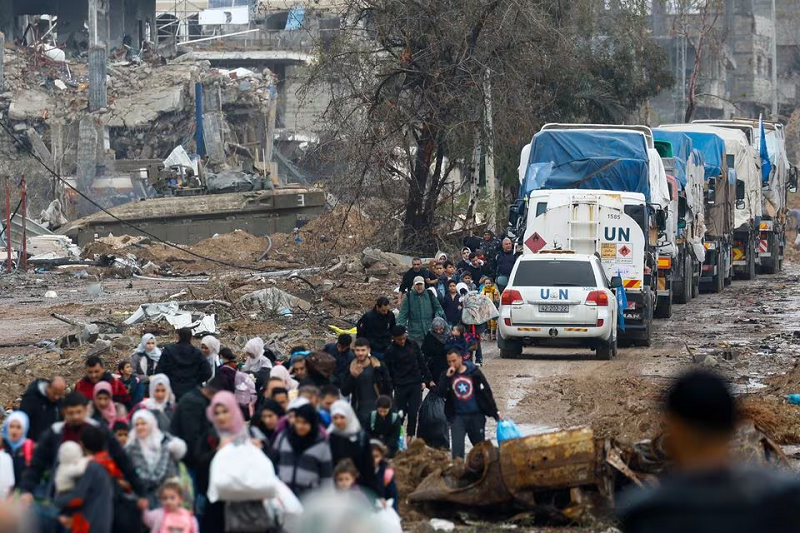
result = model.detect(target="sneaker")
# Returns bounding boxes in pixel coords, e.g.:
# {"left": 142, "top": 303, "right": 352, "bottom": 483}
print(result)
{"left": 476, "top": 362, "right": 483, "bottom": 367}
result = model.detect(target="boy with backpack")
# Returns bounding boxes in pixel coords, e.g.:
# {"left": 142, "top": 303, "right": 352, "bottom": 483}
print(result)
{"left": 368, "top": 396, "right": 403, "bottom": 458}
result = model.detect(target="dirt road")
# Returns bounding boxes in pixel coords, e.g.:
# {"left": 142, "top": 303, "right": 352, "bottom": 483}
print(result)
{"left": 482, "top": 263, "right": 800, "bottom": 444}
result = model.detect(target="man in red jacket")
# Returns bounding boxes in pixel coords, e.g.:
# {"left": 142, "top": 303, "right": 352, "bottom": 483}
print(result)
{"left": 74, "top": 356, "right": 130, "bottom": 406}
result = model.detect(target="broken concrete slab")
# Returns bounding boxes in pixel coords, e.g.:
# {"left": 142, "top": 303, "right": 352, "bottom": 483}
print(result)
{"left": 361, "top": 248, "right": 412, "bottom": 269}
{"left": 240, "top": 287, "right": 312, "bottom": 312}
{"left": 86, "top": 339, "right": 112, "bottom": 358}
{"left": 365, "top": 261, "right": 390, "bottom": 277}
{"left": 8, "top": 90, "right": 53, "bottom": 121}
{"left": 107, "top": 86, "right": 185, "bottom": 128}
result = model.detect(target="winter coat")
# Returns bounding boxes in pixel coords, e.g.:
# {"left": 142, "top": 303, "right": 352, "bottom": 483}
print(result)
{"left": 356, "top": 309, "right": 397, "bottom": 355}
{"left": 19, "top": 379, "right": 62, "bottom": 442}
{"left": 155, "top": 341, "right": 212, "bottom": 401}
{"left": 368, "top": 411, "right": 401, "bottom": 457}
{"left": 127, "top": 435, "right": 184, "bottom": 508}
{"left": 340, "top": 357, "right": 393, "bottom": 415}
{"left": 20, "top": 419, "right": 145, "bottom": 498}
{"left": 273, "top": 432, "right": 333, "bottom": 496}
{"left": 170, "top": 388, "right": 213, "bottom": 470}
{"left": 323, "top": 343, "right": 355, "bottom": 386}
{"left": 130, "top": 350, "right": 159, "bottom": 381}
{"left": 376, "top": 459, "right": 399, "bottom": 511}
{"left": 495, "top": 250, "right": 518, "bottom": 278}
{"left": 440, "top": 293, "right": 463, "bottom": 326}
{"left": 422, "top": 333, "right": 448, "bottom": 385}
{"left": 385, "top": 341, "right": 432, "bottom": 387}
{"left": 329, "top": 430, "right": 379, "bottom": 496}
{"left": 436, "top": 362, "right": 499, "bottom": 423}
{"left": 143, "top": 507, "right": 199, "bottom": 533}
{"left": 54, "top": 461, "right": 114, "bottom": 533}
{"left": 2, "top": 438, "right": 33, "bottom": 489}
{"left": 397, "top": 290, "right": 445, "bottom": 342}
{"left": 74, "top": 373, "right": 130, "bottom": 407}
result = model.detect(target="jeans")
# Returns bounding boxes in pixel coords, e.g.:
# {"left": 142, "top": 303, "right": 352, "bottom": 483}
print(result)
{"left": 450, "top": 412, "right": 486, "bottom": 459}
{"left": 394, "top": 383, "right": 423, "bottom": 436}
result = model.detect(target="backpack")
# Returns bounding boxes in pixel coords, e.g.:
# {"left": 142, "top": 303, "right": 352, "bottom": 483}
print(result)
{"left": 370, "top": 411, "right": 398, "bottom": 432}
{"left": 160, "top": 508, "right": 195, "bottom": 533}
{"left": 234, "top": 371, "right": 256, "bottom": 407}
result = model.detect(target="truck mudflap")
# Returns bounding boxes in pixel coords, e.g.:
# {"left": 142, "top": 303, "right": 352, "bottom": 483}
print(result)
{"left": 619, "top": 289, "right": 647, "bottom": 331}
{"left": 656, "top": 256, "right": 671, "bottom": 296}
{"left": 732, "top": 245, "right": 746, "bottom": 266}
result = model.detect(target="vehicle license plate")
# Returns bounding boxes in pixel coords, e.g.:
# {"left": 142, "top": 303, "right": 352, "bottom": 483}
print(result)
{"left": 539, "top": 304, "right": 569, "bottom": 313}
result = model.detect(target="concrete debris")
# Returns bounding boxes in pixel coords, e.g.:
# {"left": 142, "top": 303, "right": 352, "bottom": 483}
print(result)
{"left": 361, "top": 248, "right": 412, "bottom": 270}
{"left": 124, "top": 301, "right": 218, "bottom": 335}
{"left": 240, "top": 287, "right": 312, "bottom": 312}
{"left": 428, "top": 519, "right": 455, "bottom": 532}
{"left": 43, "top": 291, "right": 57, "bottom": 298}
{"left": 27, "top": 235, "right": 81, "bottom": 261}
{"left": 85, "top": 339, "right": 112, "bottom": 358}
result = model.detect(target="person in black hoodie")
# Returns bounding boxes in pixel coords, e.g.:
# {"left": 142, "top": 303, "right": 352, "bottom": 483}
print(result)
{"left": 440, "top": 280, "right": 463, "bottom": 327}
{"left": 19, "top": 376, "right": 65, "bottom": 442}
{"left": 323, "top": 334, "right": 354, "bottom": 386}
{"left": 367, "top": 395, "right": 402, "bottom": 457}
{"left": 357, "top": 297, "right": 396, "bottom": 359}
{"left": 329, "top": 400, "right": 379, "bottom": 498}
{"left": 341, "top": 338, "right": 393, "bottom": 429}
{"left": 437, "top": 349, "right": 499, "bottom": 459}
{"left": 155, "top": 328, "right": 212, "bottom": 401}
{"left": 385, "top": 326, "right": 432, "bottom": 440}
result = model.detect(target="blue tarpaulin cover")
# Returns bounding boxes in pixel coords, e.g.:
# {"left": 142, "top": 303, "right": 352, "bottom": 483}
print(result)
{"left": 666, "top": 131, "right": 726, "bottom": 181}
{"left": 653, "top": 129, "right": 692, "bottom": 189}
{"left": 524, "top": 130, "right": 651, "bottom": 201}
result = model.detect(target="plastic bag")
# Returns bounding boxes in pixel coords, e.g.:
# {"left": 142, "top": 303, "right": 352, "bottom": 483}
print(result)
{"left": 208, "top": 440, "right": 277, "bottom": 503}
{"left": 417, "top": 391, "right": 449, "bottom": 449}
{"left": 496, "top": 419, "right": 522, "bottom": 443}
{"left": 271, "top": 479, "right": 303, "bottom": 516}
{"left": 373, "top": 501, "right": 402, "bottom": 533}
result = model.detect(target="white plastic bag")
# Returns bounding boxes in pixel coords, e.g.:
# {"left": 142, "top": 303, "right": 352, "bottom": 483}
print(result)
{"left": 270, "top": 479, "right": 303, "bottom": 516}
{"left": 0, "top": 450, "right": 14, "bottom": 499}
{"left": 207, "top": 441, "right": 277, "bottom": 503}
{"left": 373, "top": 501, "right": 402, "bottom": 533}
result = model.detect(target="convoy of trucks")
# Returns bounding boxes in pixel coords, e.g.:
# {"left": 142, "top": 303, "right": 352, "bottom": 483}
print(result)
{"left": 503, "top": 119, "right": 796, "bottom": 358}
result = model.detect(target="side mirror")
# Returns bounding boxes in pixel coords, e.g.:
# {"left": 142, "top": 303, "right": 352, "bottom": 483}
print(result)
{"left": 677, "top": 219, "right": 687, "bottom": 230}
{"left": 655, "top": 210, "right": 667, "bottom": 231}
{"left": 610, "top": 276, "right": 623, "bottom": 289}
{"left": 677, "top": 195, "right": 688, "bottom": 220}
{"left": 790, "top": 167, "right": 798, "bottom": 194}
{"left": 706, "top": 179, "right": 716, "bottom": 205}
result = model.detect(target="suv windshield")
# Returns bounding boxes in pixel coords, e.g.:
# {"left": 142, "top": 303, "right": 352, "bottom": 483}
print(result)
{"left": 513, "top": 260, "right": 596, "bottom": 287}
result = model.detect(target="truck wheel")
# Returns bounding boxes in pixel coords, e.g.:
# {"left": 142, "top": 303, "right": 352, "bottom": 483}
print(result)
{"left": 692, "top": 273, "right": 699, "bottom": 298}
{"left": 673, "top": 256, "right": 692, "bottom": 304}
{"left": 497, "top": 332, "right": 523, "bottom": 359}
{"left": 654, "top": 294, "right": 672, "bottom": 319}
{"left": 632, "top": 288, "right": 653, "bottom": 347}
{"left": 744, "top": 245, "right": 757, "bottom": 280}
{"left": 712, "top": 264, "right": 724, "bottom": 293}
{"left": 761, "top": 238, "right": 778, "bottom": 274}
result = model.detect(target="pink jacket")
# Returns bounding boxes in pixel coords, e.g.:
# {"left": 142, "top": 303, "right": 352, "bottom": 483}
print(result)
{"left": 143, "top": 508, "right": 198, "bottom": 533}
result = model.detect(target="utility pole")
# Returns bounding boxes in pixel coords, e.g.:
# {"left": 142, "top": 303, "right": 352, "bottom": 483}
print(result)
{"left": 483, "top": 69, "right": 496, "bottom": 233}
{"left": 771, "top": 0, "right": 778, "bottom": 119}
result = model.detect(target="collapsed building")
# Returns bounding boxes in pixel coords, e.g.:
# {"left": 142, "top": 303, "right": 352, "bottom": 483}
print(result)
{"left": 0, "top": 0, "right": 331, "bottom": 247}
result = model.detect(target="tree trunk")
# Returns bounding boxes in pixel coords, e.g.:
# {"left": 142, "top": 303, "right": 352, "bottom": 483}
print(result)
{"left": 402, "top": 131, "right": 436, "bottom": 252}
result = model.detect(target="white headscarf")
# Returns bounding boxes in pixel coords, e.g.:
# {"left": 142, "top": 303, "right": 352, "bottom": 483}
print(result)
{"left": 201, "top": 336, "right": 221, "bottom": 376}
{"left": 328, "top": 400, "right": 362, "bottom": 437}
{"left": 136, "top": 333, "right": 162, "bottom": 362}
{"left": 270, "top": 365, "right": 299, "bottom": 391}
{"left": 128, "top": 410, "right": 164, "bottom": 469}
{"left": 143, "top": 374, "right": 175, "bottom": 411}
{"left": 242, "top": 337, "right": 272, "bottom": 373}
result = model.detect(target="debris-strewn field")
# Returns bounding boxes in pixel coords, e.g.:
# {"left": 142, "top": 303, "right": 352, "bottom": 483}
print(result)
{"left": 3, "top": 205, "right": 800, "bottom": 532}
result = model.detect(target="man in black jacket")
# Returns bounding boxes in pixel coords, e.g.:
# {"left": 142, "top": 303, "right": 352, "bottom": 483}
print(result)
{"left": 155, "top": 327, "right": 212, "bottom": 401}
{"left": 618, "top": 370, "right": 800, "bottom": 533}
{"left": 19, "top": 392, "right": 147, "bottom": 510}
{"left": 19, "top": 376, "right": 66, "bottom": 442}
{"left": 495, "top": 238, "right": 518, "bottom": 291}
{"left": 323, "top": 333, "right": 354, "bottom": 386}
{"left": 341, "top": 338, "right": 393, "bottom": 428}
{"left": 357, "top": 297, "right": 396, "bottom": 359}
{"left": 385, "top": 326, "right": 433, "bottom": 440}
{"left": 437, "top": 349, "right": 500, "bottom": 459}
{"left": 170, "top": 381, "right": 221, "bottom": 471}
{"left": 398, "top": 258, "right": 437, "bottom": 306}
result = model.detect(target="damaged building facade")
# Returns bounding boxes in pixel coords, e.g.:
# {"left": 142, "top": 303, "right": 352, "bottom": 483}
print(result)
{"left": 0, "top": 0, "right": 338, "bottom": 234}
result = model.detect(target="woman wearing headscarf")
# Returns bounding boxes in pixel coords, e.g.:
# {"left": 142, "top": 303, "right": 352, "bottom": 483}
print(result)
{"left": 269, "top": 365, "right": 298, "bottom": 392}
{"left": 250, "top": 399, "right": 285, "bottom": 455}
{"left": 200, "top": 336, "right": 221, "bottom": 381}
{"left": 423, "top": 317, "right": 451, "bottom": 382}
{"left": 90, "top": 381, "right": 125, "bottom": 429}
{"left": 243, "top": 337, "right": 272, "bottom": 392}
{"left": 328, "top": 400, "right": 379, "bottom": 498}
{"left": 130, "top": 333, "right": 162, "bottom": 384}
{"left": 126, "top": 410, "right": 186, "bottom": 508}
{"left": 136, "top": 374, "right": 177, "bottom": 432}
{"left": 199, "top": 391, "right": 268, "bottom": 531}
{"left": 2, "top": 412, "right": 33, "bottom": 488}
{"left": 272, "top": 403, "right": 332, "bottom": 497}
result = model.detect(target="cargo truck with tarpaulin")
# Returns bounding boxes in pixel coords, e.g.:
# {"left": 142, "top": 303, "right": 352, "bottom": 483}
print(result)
{"left": 694, "top": 118, "right": 797, "bottom": 273}
{"left": 508, "top": 125, "right": 671, "bottom": 346}
{"left": 652, "top": 129, "right": 707, "bottom": 304}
